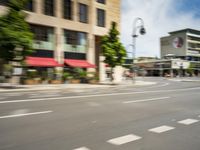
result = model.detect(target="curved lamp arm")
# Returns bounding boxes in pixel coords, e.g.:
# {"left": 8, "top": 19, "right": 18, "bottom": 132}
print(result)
{"left": 132, "top": 17, "right": 146, "bottom": 37}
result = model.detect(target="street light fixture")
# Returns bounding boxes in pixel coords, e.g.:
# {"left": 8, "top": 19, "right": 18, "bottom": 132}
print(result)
{"left": 131, "top": 17, "right": 146, "bottom": 79}
{"left": 132, "top": 17, "right": 146, "bottom": 61}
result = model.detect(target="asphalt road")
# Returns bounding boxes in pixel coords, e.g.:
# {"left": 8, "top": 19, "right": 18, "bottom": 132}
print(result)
{"left": 0, "top": 78, "right": 200, "bottom": 150}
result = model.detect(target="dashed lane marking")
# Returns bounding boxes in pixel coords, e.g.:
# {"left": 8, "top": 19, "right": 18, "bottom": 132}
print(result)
{"left": 178, "top": 119, "right": 199, "bottom": 125}
{"left": 148, "top": 125, "right": 175, "bottom": 133}
{"left": 73, "top": 147, "right": 90, "bottom": 150}
{"left": 107, "top": 134, "right": 142, "bottom": 145}
{"left": 0, "top": 110, "right": 52, "bottom": 119}
{"left": 123, "top": 97, "right": 170, "bottom": 104}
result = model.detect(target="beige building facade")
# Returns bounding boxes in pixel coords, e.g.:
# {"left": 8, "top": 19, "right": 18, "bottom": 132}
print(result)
{"left": 0, "top": 0, "right": 121, "bottom": 71}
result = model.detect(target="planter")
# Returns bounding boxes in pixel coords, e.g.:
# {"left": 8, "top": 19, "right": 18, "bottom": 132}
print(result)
{"left": 80, "top": 78, "right": 88, "bottom": 83}
{"left": 49, "top": 80, "right": 63, "bottom": 84}
{"left": 23, "top": 79, "right": 41, "bottom": 85}
{"left": 63, "top": 80, "right": 68, "bottom": 84}
{"left": 70, "top": 79, "right": 81, "bottom": 84}
{"left": 89, "top": 80, "right": 99, "bottom": 84}
{"left": 34, "top": 78, "right": 42, "bottom": 84}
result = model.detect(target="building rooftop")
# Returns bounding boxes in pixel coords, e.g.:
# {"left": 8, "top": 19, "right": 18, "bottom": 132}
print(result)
{"left": 169, "top": 28, "right": 200, "bottom": 35}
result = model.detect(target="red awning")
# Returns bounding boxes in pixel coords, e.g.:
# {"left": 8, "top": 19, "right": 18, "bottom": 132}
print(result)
{"left": 64, "top": 59, "right": 96, "bottom": 68}
{"left": 26, "top": 57, "right": 63, "bottom": 67}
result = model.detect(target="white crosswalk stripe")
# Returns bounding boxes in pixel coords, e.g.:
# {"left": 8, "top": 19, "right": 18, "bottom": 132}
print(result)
{"left": 178, "top": 119, "right": 199, "bottom": 125}
{"left": 148, "top": 125, "right": 175, "bottom": 133}
{"left": 107, "top": 134, "right": 142, "bottom": 145}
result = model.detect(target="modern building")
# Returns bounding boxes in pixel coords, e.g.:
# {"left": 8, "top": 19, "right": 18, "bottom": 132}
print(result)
{"left": 0, "top": 0, "right": 120, "bottom": 73}
{"left": 161, "top": 28, "right": 200, "bottom": 61}
{"left": 134, "top": 29, "right": 200, "bottom": 77}
{"left": 135, "top": 58, "right": 190, "bottom": 77}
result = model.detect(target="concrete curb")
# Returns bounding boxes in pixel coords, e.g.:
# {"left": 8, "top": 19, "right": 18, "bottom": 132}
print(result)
{"left": 168, "top": 78, "right": 200, "bottom": 82}
{"left": 0, "top": 81, "right": 157, "bottom": 92}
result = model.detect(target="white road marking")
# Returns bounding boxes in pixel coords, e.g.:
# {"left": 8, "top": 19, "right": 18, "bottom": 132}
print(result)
{"left": 0, "top": 111, "right": 52, "bottom": 119}
{"left": 73, "top": 147, "right": 90, "bottom": 150}
{"left": 3, "top": 93, "right": 23, "bottom": 96}
{"left": 10, "top": 109, "right": 29, "bottom": 115}
{"left": 123, "top": 97, "right": 170, "bottom": 104}
{"left": 178, "top": 119, "right": 199, "bottom": 125}
{"left": 107, "top": 134, "right": 142, "bottom": 145}
{"left": 148, "top": 125, "right": 175, "bottom": 133}
{"left": 155, "top": 83, "right": 170, "bottom": 87}
{"left": 29, "top": 94, "right": 60, "bottom": 98}
{"left": 0, "top": 86, "right": 200, "bottom": 104}
{"left": 142, "top": 83, "right": 170, "bottom": 89}
{"left": 87, "top": 102, "right": 101, "bottom": 107}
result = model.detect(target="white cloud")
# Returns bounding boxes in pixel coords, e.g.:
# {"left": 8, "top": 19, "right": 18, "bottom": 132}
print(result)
{"left": 121, "top": 0, "right": 200, "bottom": 58}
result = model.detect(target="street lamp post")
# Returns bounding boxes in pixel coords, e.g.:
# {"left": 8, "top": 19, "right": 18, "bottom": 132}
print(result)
{"left": 132, "top": 18, "right": 146, "bottom": 61}
{"left": 131, "top": 17, "right": 146, "bottom": 79}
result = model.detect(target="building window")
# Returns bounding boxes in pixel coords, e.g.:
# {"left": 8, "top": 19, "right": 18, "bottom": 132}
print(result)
{"left": 0, "top": 0, "right": 9, "bottom": 5}
{"left": 64, "top": 30, "right": 87, "bottom": 53}
{"left": 24, "top": 0, "right": 34, "bottom": 12}
{"left": 96, "top": 0, "right": 106, "bottom": 4}
{"left": 30, "top": 25, "right": 53, "bottom": 42}
{"left": 0, "top": 0, "right": 34, "bottom": 12}
{"left": 79, "top": 3, "right": 88, "bottom": 23}
{"left": 64, "top": 52, "right": 86, "bottom": 59}
{"left": 44, "top": 0, "right": 54, "bottom": 16}
{"left": 65, "top": 30, "right": 77, "bottom": 45}
{"left": 32, "top": 50, "right": 54, "bottom": 58}
{"left": 63, "top": 0, "right": 72, "bottom": 20}
{"left": 97, "top": 8, "right": 105, "bottom": 27}
{"left": 78, "top": 32, "right": 87, "bottom": 45}
{"left": 64, "top": 30, "right": 87, "bottom": 45}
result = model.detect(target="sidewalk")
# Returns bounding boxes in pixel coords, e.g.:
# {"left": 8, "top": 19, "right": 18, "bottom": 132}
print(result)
{"left": 167, "top": 77, "right": 200, "bottom": 82}
{"left": 0, "top": 79, "right": 156, "bottom": 92}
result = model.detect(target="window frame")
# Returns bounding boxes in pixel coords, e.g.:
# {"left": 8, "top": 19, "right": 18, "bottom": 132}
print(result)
{"left": 79, "top": 3, "right": 88, "bottom": 23}
{"left": 0, "top": 0, "right": 9, "bottom": 6}
{"left": 24, "top": 0, "right": 34, "bottom": 12}
{"left": 96, "top": 0, "right": 106, "bottom": 4}
{"left": 64, "top": 29, "right": 87, "bottom": 46}
{"left": 44, "top": 0, "right": 55, "bottom": 16}
{"left": 97, "top": 8, "right": 106, "bottom": 27}
{"left": 30, "top": 24, "right": 54, "bottom": 42}
{"left": 63, "top": 0, "right": 73, "bottom": 20}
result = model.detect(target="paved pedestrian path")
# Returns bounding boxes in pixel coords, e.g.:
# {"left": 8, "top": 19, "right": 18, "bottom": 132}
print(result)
{"left": 0, "top": 80, "right": 156, "bottom": 92}
{"left": 168, "top": 77, "right": 200, "bottom": 82}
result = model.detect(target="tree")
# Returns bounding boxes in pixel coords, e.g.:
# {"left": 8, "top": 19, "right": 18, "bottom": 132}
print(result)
{"left": 186, "top": 63, "right": 195, "bottom": 77}
{"left": 101, "top": 22, "right": 126, "bottom": 81}
{"left": 0, "top": 0, "right": 33, "bottom": 65}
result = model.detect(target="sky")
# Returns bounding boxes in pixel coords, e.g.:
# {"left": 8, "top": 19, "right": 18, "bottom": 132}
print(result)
{"left": 121, "top": 0, "right": 200, "bottom": 58}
